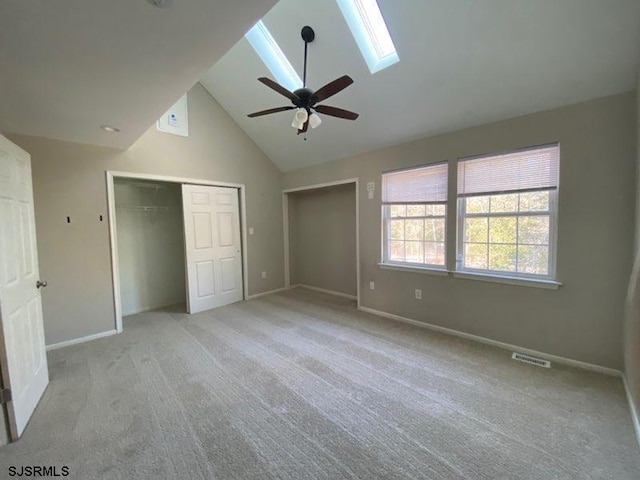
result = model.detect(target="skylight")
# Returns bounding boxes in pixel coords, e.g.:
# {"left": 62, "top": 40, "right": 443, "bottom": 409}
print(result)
{"left": 336, "top": 0, "right": 399, "bottom": 73}
{"left": 245, "top": 20, "right": 302, "bottom": 92}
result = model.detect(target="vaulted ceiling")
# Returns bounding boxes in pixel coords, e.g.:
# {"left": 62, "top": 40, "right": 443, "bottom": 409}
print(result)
{"left": 0, "top": 0, "right": 277, "bottom": 149}
{"left": 201, "top": 0, "right": 640, "bottom": 171}
{"left": 2, "top": 1, "right": 639, "bottom": 170}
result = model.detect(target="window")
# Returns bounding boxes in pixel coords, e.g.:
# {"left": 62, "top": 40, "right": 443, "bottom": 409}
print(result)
{"left": 382, "top": 163, "right": 448, "bottom": 268}
{"left": 457, "top": 144, "right": 559, "bottom": 279}
{"left": 245, "top": 20, "right": 302, "bottom": 92}
{"left": 336, "top": 0, "right": 399, "bottom": 73}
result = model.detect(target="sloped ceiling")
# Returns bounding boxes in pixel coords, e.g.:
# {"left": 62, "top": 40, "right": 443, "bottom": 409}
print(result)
{"left": 201, "top": 0, "right": 640, "bottom": 171}
{"left": 0, "top": 0, "right": 277, "bottom": 149}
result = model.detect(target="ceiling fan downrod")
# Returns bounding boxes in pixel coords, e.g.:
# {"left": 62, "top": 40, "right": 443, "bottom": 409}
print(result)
{"left": 300, "top": 26, "right": 315, "bottom": 88}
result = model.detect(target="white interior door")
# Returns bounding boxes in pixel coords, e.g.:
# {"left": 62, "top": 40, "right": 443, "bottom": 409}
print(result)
{"left": 182, "top": 185, "right": 243, "bottom": 313}
{"left": 0, "top": 135, "right": 49, "bottom": 440}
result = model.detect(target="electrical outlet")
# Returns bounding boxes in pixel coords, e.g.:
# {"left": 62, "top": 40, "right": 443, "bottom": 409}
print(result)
{"left": 369, "top": 281, "right": 375, "bottom": 290}
{"left": 261, "top": 271, "right": 267, "bottom": 279}
{"left": 249, "top": 227, "right": 254, "bottom": 235}
{"left": 415, "top": 289, "right": 422, "bottom": 300}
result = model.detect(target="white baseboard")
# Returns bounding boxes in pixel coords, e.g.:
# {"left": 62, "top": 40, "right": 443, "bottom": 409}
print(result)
{"left": 296, "top": 284, "right": 358, "bottom": 301}
{"left": 623, "top": 376, "right": 640, "bottom": 449}
{"left": 46, "top": 329, "right": 118, "bottom": 351}
{"left": 358, "top": 306, "right": 622, "bottom": 377}
{"left": 246, "top": 287, "right": 288, "bottom": 300}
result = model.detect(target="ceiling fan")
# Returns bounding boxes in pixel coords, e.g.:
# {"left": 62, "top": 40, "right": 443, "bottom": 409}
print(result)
{"left": 247, "top": 26, "right": 359, "bottom": 135}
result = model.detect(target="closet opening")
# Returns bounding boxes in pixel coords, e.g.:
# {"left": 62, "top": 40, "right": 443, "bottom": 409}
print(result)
{"left": 113, "top": 178, "right": 186, "bottom": 317}
{"left": 107, "top": 172, "right": 249, "bottom": 333}
{"left": 283, "top": 179, "right": 360, "bottom": 307}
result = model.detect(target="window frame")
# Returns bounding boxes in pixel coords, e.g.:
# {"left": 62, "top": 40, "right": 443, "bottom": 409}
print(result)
{"left": 382, "top": 203, "right": 448, "bottom": 269}
{"left": 380, "top": 161, "right": 449, "bottom": 270}
{"left": 455, "top": 181, "right": 559, "bottom": 281}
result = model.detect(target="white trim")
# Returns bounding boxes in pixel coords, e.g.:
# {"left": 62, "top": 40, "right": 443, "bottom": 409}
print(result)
{"left": 282, "top": 178, "right": 360, "bottom": 308}
{"left": 106, "top": 171, "right": 250, "bottom": 333}
{"left": 108, "top": 171, "right": 246, "bottom": 189}
{"left": 378, "top": 263, "right": 449, "bottom": 276}
{"left": 283, "top": 178, "right": 360, "bottom": 194}
{"left": 246, "top": 287, "right": 288, "bottom": 300}
{"left": 46, "top": 330, "right": 118, "bottom": 351}
{"left": 106, "top": 173, "right": 123, "bottom": 333}
{"left": 296, "top": 284, "right": 358, "bottom": 300}
{"left": 355, "top": 179, "right": 361, "bottom": 309}
{"left": 623, "top": 376, "right": 640, "bottom": 449}
{"left": 358, "top": 306, "right": 622, "bottom": 377}
{"left": 239, "top": 187, "right": 249, "bottom": 301}
{"left": 283, "top": 193, "right": 290, "bottom": 288}
{"left": 452, "top": 271, "right": 562, "bottom": 289}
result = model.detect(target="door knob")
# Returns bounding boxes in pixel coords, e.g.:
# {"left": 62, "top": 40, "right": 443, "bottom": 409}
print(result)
{"left": 36, "top": 280, "right": 48, "bottom": 289}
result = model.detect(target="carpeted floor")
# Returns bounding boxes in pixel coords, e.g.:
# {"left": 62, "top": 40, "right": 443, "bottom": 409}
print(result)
{"left": 1, "top": 287, "right": 639, "bottom": 479}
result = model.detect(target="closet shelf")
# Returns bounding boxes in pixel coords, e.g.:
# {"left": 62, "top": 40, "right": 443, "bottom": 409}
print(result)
{"left": 116, "top": 205, "right": 180, "bottom": 211}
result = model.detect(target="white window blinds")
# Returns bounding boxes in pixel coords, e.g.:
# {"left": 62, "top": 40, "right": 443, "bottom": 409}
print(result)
{"left": 457, "top": 144, "right": 559, "bottom": 197}
{"left": 382, "top": 162, "right": 448, "bottom": 204}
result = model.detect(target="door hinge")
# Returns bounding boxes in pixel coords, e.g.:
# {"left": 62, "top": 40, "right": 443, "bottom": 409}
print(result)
{"left": 0, "top": 388, "right": 11, "bottom": 404}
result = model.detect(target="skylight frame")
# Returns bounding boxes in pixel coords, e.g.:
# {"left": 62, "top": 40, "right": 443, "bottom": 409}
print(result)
{"left": 336, "top": 0, "right": 399, "bottom": 74}
{"left": 245, "top": 20, "right": 303, "bottom": 92}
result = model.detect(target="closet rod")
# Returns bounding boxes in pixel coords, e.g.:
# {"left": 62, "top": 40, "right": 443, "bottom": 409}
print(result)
{"left": 116, "top": 205, "right": 180, "bottom": 211}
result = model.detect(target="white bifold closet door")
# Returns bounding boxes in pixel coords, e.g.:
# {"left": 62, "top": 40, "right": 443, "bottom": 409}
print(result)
{"left": 182, "top": 185, "right": 243, "bottom": 314}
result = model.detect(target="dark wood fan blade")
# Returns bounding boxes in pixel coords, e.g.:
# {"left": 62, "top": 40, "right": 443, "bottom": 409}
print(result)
{"left": 312, "top": 75, "right": 354, "bottom": 104}
{"left": 297, "top": 120, "right": 309, "bottom": 135}
{"left": 314, "top": 105, "right": 359, "bottom": 120}
{"left": 247, "top": 106, "right": 295, "bottom": 118}
{"left": 258, "top": 77, "right": 299, "bottom": 103}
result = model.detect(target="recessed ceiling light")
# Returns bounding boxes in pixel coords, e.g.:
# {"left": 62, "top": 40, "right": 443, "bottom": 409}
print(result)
{"left": 146, "top": 0, "right": 174, "bottom": 8}
{"left": 101, "top": 125, "right": 120, "bottom": 133}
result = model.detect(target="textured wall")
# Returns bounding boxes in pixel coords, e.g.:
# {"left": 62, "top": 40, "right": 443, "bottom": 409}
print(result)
{"left": 289, "top": 184, "right": 357, "bottom": 296}
{"left": 9, "top": 83, "right": 284, "bottom": 346}
{"left": 284, "top": 92, "right": 636, "bottom": 369}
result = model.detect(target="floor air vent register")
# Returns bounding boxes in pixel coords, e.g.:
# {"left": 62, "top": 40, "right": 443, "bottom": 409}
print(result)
{"left": 511, "top": 352, "right": 551, "bottom": 368}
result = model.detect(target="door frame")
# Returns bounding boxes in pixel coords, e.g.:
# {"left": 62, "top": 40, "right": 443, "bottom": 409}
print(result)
{"left": 282, "top": 178, "right": 360, "bottom": 308}
{"left": 106, "top": 171, "right": 249, "bottom": 333}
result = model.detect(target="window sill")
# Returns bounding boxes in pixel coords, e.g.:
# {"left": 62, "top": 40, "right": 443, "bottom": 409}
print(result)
{"left": 452, "top": 271, "right": 561, "bottom": 290}
{"left": 377, "top": 264, "right": 562, "bottom": 289}
{"left": 378, "top": 263, "right": 449, "bottom": 276}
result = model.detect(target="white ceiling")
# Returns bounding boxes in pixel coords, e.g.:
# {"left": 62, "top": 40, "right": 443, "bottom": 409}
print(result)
{"left": 0, "top": 0, "right": 277, "bottom": 149}
{"left": 201, "top": 0, "right": 640, "bottom": 172}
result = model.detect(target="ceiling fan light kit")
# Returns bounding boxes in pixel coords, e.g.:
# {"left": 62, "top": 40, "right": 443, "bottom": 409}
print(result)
{"left": 293, "top": 108, "right": 308, "bottom": 129}
{"left": 308, "top": 113, "right": 322, "bottom": 129}
{"left": 248, "top": 26, "right": 359, "bottom": 136}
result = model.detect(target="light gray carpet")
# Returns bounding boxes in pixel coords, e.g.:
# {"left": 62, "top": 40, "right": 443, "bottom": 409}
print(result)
{"left": 1, "top": 287, "right": 639, "bottom": 479}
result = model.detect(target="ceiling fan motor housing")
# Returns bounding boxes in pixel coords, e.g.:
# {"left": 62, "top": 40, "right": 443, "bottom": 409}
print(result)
{"left": 293, "top": 88, "right": 315, "bottom": 110}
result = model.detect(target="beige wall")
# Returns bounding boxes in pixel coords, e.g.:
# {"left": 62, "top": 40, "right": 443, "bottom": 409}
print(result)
{"left": 625, "top": 85, "right": 640, "bottom": 426}
{"left": 114, "top": 180, "right": 186, "bottom": 316}
{"left": 284, "top": 92, "right": 636, "bottom": 370}
{"left": 288, "top": 184, "right": 357, "bottom": 296}
{"left": 9, "top": 83, "right": 284, "bottom": 346}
